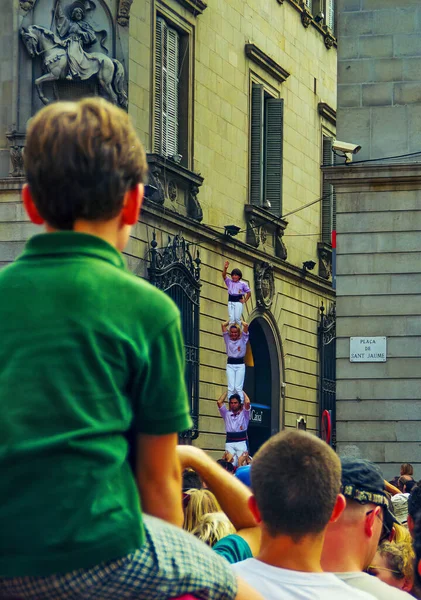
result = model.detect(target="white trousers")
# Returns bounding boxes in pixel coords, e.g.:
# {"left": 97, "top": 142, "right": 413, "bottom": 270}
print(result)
{"left": 225, "top": 440, "right": 248, "bottom": 467}
{"left": 228, "top": 301, "right": 243, "bottom": 325}
{"left": 226, "top": 363, "right": 245, "bottom": 402}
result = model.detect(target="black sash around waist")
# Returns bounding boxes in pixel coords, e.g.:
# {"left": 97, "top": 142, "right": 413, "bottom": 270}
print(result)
{"left": 227, "top": 357, "right": 245, "bottom": 365}
{"left": 229, "top": 294, "right": 243, "bottom": 302}
{"left": 226, "top": 431, "right": 248, "bottom": 443}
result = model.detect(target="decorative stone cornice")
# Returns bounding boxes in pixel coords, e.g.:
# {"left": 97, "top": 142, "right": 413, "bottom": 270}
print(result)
{"left": 323, "top": 163, "right": 421, "bottom": 188}
{"left": 174, "top": 0, "right": 208, "bottom": 16}
{"left": 317, "top": 242, "right": 332, "bottom": 281}
{"left": 145, "top": 154, "right": 204, "bottom": 222}
{"left": 324, "top": 28, "right": 335, "bottom": 50}
{"left": 117, "top": 0, "right": 134, "bottom": 27}
{"left": 245, "top": 44, "right": 290, "bottom": 84}
{"left": 318, "top": 102, "right": 336, "bottom": 126}
{"left": 244, "top": 205, "right": 288, "bottom": 260}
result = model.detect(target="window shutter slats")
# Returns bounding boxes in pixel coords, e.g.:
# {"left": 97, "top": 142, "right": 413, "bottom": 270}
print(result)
{"left": 154, "top": 17, "right": 179, "bottom": 157}
{"left": 322, "top": 136, "right": 334, "bottom": 244}
{"left": 154, "top": 17, "right": 165, "bottom": 154}
{"left": 306, "top": 0, "right": 313, "bottom": 12}
{"left": 250, "top": 83, "right": 264, "bottom": 207}
{"left": 327, "top": 0, "right": 335, "bottom": 31}
{"left": 264, "top": 98, "right": 284, "bottom": 216}
{"left": 165, "top": 27, "right": 179, "bottom": 157}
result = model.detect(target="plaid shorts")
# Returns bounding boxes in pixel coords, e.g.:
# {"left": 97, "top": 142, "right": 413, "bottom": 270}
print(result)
{"left": 0, "top": 515, "right": 238, "bottom": 600}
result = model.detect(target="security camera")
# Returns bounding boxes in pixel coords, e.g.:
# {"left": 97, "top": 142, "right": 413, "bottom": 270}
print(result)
{"left": 332, "top": 140, "right": 361, "bottom": 164}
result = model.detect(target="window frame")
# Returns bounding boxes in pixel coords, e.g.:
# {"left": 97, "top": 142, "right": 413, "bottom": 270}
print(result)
{"left": 152, "top": 5, "right": 194, "bottom": 170}
{"left": 321, "top": 128, "right": 336, "bottom": 246}
{"left": 248, "top": 74, "right": 284, "bottom": 218}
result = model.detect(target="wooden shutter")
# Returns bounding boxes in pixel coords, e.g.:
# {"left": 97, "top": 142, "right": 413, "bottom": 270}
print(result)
{"left": 165, "top": 26, "right": 179, "bottom": 157}
{"left": 264, "top": 98, "right": 284, "bottom": 216}
{"left": 153, "top": 17, "right": 179, "bottom": 157}
{"left": 322, "top": 136, "right": 334, "bottom": 244}
{"left": 154, "top": 17, "right": 165, "bottom": 154}
{"left": 326, "top": 0, "right": 334, "bottom": 31}
{"left": 306, "top": 0, "right": 313, "bottom": 11}
{"left": 250, "top": 83, "right": 264, "bottom": 206}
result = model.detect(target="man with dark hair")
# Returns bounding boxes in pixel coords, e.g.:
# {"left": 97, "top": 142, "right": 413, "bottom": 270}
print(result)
{"left": 322, "top": 458, "right": 408, "bottom": 599}
{"left": 408, "top": 484, "right": 421, "bottom": 537}
{"left": 182, "top": 468, "right": 203, "bottom": 492}
{"left": 232, "top": 431, "right": 375, "bottom": 599}
{"left": 217, "top": 390, "right": 250, "bottom": 466}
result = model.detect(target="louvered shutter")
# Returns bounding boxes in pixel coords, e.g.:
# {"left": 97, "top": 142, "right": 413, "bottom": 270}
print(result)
{"left": 322, "top": 136, "right": 334, "bottom": 244}
{"left": 306, "top": 0, "right": 313, "bottom": 11}
{"left": 326, "top": 0, "right": 334, "bottom": 31}
{"left": 165, "top": 26, "right": 179, "bottom": 157}
{"left": 154, "top": 18, "right": 179, "bottom": 157}
{"left": 250, "top": 83, "right": 264, "bottom": 206}
{"left": 264, "top": 98, "right": 284, "bottom": 216}
{"left": 154, "top": 17, "right": 165, "bottom": 154}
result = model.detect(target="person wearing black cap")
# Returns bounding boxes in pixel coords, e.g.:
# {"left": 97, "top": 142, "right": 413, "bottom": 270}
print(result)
{"left": 322, "top": 457, "right": 409, "bottom": 599}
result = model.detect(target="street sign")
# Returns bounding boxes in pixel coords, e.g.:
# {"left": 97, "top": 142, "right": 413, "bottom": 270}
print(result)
{"left": 349, "top": 337, "right": 387, "bottom": 362}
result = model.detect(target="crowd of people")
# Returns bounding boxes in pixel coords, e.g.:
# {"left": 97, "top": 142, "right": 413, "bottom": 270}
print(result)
{"left": 2, "top": 96, "right": 421, "bottom": 599}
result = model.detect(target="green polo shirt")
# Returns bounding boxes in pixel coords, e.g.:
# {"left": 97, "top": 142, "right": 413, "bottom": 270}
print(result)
{"left": 0, "top": 232, "right": 192, "bottom": 577}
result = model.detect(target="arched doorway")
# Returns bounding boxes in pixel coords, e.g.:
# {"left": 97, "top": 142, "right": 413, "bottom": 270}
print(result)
{"left": 244, "top": 314, "right": 283, "bottom": 456}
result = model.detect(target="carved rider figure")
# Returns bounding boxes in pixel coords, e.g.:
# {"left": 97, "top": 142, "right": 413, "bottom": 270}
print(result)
{"left": 55, "top": 1, "right": 98, "bottom": 80}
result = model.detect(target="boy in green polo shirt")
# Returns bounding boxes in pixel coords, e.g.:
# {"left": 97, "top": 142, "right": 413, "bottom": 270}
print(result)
{"left": 0, "top": 99, "right": 259, "bottom": 600}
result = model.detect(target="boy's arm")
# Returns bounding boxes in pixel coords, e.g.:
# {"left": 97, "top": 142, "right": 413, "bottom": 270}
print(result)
{"left": 222, "top": 260, "right": 229, "bottom": 282}
{"left": 243, "top": 392, "right": 251, "bottom": 411}
{"left": 241, "top": 320, "right": 249, "bottom": 334}
{"left": 176, "top": 445, "right": 256, "bottom": 531}
{"left": 241, "top": 292, "right": 251, "bottom": 304}
{"left": 136, "top": 432, "right": 183, "bottom": 527}
{"left": 221, "top": 320, "right": 229, "bottom": 333}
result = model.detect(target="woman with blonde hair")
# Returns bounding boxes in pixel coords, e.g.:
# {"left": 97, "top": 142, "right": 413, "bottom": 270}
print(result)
{"left": 183, "top": 488, "right": 221, "bottom": 532}
{"left": 192, "top": 512, "right": 236, "bottom": 547}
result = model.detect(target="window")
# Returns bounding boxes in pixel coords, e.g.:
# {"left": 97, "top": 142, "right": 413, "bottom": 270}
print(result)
{"left": 305, "top": 0, "right": 313, "bottom": 12}
{"left": 154, "top": 17, "right": 179, "bottom": 158}
{"left": 250, "top": 82, "right": 284, "bottom": 216}
{"left": 326, "top": 0, "right": 335, "bottom": 32}
{"left": 312, "top": 0, "right": 335, "bottom": 34}
{"left": 321, "top": 136, "right": 336, "bottom": 245}
{"left": 154, "top": 15, "right": 190, "bottom": 166}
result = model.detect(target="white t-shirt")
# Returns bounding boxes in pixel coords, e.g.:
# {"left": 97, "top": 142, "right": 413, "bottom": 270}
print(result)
{"left": 336, "top": 572, "right": 410, "bottom": 600}
{"left": 232, "top": 559, "right": 376, "bottom": 600}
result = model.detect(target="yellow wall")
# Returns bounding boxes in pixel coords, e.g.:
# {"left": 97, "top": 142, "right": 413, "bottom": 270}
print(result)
{"left": 127, "top": 0, "right": 337, "bottom": 454}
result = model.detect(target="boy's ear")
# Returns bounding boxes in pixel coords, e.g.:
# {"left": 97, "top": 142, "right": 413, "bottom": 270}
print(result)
{"left": 122, "top": 183, "right": 143, "bottom": 226}
{"left": 22, "top": 184, "right": 44, "bottom": 225}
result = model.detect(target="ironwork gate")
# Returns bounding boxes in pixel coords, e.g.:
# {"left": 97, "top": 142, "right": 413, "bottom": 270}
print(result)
{"left": 148, "top": 233, "right": 201, "bottom": 439}
{"left": 318, "top": 302, "right": 336, "bottom": 448}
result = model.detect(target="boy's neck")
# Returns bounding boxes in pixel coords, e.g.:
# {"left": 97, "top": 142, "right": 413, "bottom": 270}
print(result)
{"left": 45, "top": 217, "right": 128, "bottom": 252}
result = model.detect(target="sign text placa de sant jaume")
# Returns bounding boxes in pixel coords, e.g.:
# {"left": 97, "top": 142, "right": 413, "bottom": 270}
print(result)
{"left": 350, "top": 337, "right": 387, "bottom": 363}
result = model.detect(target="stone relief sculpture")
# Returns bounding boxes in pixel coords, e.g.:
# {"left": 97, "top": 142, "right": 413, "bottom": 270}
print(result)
{"left": 20, "top": 1, "right": 128, "bottom": 108}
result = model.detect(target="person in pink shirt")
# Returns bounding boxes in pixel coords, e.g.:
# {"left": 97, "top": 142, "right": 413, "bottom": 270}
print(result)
{"left": 217, "top": 391, "right": 251, "bottom": 466}
{"left": 222, "top": 261, "right": 251, "bottom": 325}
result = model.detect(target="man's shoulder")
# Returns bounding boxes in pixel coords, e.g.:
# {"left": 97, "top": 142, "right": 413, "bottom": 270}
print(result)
{"left": 336, "top": 571, "right": 408, "bottom": 599}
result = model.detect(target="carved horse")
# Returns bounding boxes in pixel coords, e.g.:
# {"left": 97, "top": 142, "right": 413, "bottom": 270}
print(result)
{"left": 20, "top": 25, "right": 127, "bottom": 108}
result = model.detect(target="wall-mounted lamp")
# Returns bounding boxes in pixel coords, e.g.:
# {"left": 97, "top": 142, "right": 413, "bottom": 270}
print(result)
{"left": 144, "top": 184, "right": 158, "bottom": 199}
{"left": 224, "top": 225, "right": 241, "bottom": 237}
{"left": 314, "top": 11, "right": 324, "bottom": 23}
{"left": 170, "top": 154, "right": 183, "bottom": 164}
{"left": 302, "top": 260, "right": 316, "bottom": 274}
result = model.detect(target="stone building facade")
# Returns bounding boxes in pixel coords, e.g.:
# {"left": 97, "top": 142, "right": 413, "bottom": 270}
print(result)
{"left": 326, "top": 0, "right": 421, "bottom": 478}
{"left": 1, "top": 0, "right": 337, "bottom": 456}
